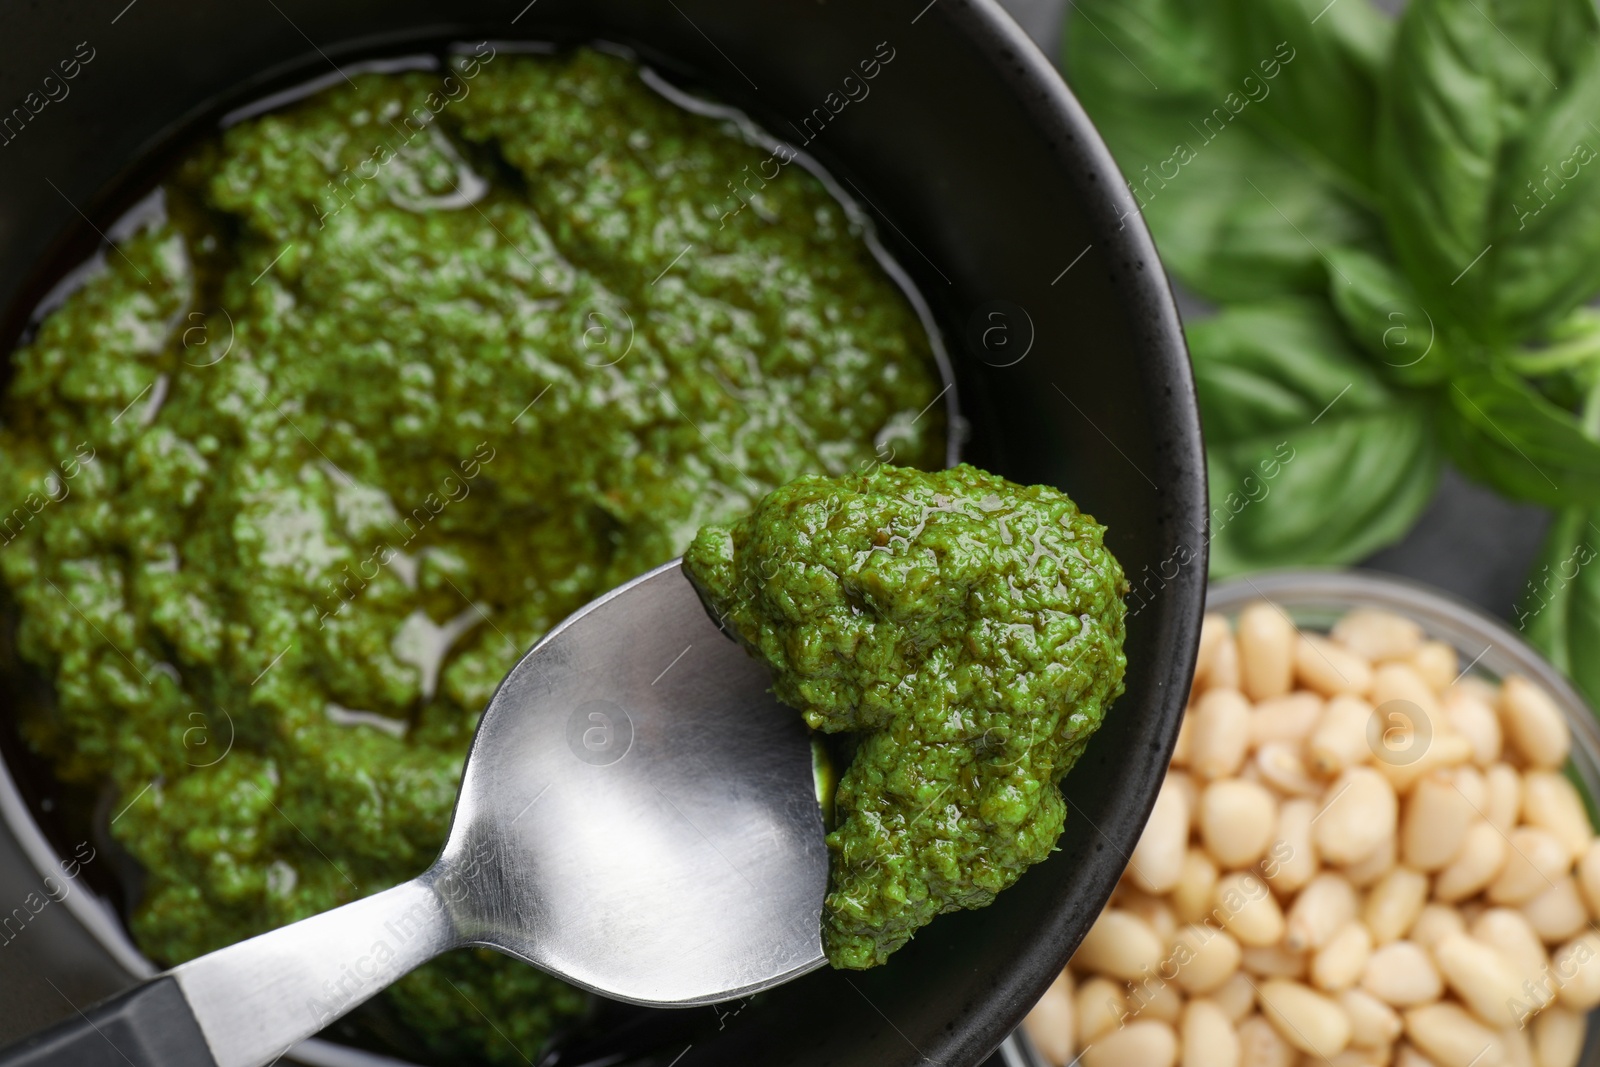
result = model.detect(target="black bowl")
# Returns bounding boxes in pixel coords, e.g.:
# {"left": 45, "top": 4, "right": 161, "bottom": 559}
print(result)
{"left": 0, "top": 1, "right": 1205, "bottom": 1065}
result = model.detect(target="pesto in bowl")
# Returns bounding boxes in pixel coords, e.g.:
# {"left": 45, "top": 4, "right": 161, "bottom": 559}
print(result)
{"left": 0, "top": 47, "right": 942, "bottom": 1063}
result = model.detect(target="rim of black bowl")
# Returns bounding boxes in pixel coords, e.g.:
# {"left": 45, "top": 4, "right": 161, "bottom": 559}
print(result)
{"left": 920, "top": 9, "right": 1204, "bottom": 1067}
{"left": 0, "top": 3, "right": 1206, "bottom": 1065}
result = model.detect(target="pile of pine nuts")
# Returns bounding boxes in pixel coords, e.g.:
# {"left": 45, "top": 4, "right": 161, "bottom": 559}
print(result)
{"left": 1024, "top": 603, "right": 1600, "bottom": 1067}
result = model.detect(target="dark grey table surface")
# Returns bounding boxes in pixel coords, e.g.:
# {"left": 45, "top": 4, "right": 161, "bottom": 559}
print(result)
{"left": 999, "top": 0, "right": 1551, "bottom": 623}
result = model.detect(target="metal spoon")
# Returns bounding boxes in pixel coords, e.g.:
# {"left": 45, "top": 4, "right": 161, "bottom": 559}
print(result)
{"left": 0, "top": 559, "right": 829, "bottom": 1067}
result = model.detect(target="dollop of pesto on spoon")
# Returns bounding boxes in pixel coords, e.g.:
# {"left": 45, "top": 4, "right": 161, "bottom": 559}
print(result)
{"left": 683, "top": 463, "right": 1128, "bottom": 969}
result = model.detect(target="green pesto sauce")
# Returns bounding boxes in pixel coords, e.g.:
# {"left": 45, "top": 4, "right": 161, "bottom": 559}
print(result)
{"left": 0, "top": 49, "right": 941, "bottom": 1062}
{"left": 683, "top": 464, "right": 1127, "bottom": 969}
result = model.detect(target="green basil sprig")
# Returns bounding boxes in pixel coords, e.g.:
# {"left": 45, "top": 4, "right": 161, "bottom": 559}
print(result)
{"left": 1379, "top": 0, "right": 1600, "bottom": 343}
{"left": 1524, "top": 508, "right": 1600, "bottom": 699}
{"left": 1063, "top": 0, "right": 1383, "bottom": 302}
{"left": 1066, "top": 0, "right": 1600, "bottom": 704}
{"left": 1192, "top": 300, "right": 1442, "bottom": 576}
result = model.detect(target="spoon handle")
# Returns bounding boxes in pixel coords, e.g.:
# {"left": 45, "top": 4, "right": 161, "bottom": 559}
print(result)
{"left": 171, "top": 876, "right": 456, "bottom": 1067}
{"left": 0, "top": 877, "right": 457, "bottom": 1067}
{"left": 0, "top": 976, "right": 214, "bottom": 1067}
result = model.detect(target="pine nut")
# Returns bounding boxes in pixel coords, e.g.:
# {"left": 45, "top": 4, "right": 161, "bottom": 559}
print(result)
{"left": 1237, "top": 1014, "right": 1296, "bottom": 1067}
{"left": 1339, "top": 988, "right": 1402, "bottom": 1049}
{"left": 1394, "top": 1044, "right": 1441, "bottom": 1067}
{"left": 1372, "top": 662, "right": 1442, "bottom": 721}
{"left": 1200, "top": 779, "right": 1278, "bottom": 869}
{"left": 1444, "top": 689, "right": 1503, "bottom": 768}
{"left": 1238, "top": 603, "right": 1295, "bottom": 702}
{"left": 1242, "top": 944, "right": 1307, "bottom": 979}
{"left": 1341, "top": 832, "right": 1397, "bottom": 888}
{"left": 1521, "top": 876, "right": 1588, "bottom": 944}
{"left": 1410, "top": 904, "right": 1467, "bottom": 949}
{"left": 1577, "top": 839, "right": 1600, "bottom": 917}
{"left": 1119, "top": 890, "right": 1178, "bottom": 945}
{"left": 1499, "top": 677, "right": 1571, "bottom": 770}
{"left": 1367, "top": 666, "right": 1449, "bottom": 792}
{"left": 1452, "top": 764, "right": 1489, "bottom": 812}
{"left": 1364, "top": 867, "right": 1429, "bottom": 945}
{"left": 1434, "top": 822, "right": 1509, "bottom": 902}
{"left": 1431, "top": 932, "right": 1528, "bottom": 1029}
{"left": 1213, "top": 971, "right": 1256, "bottom": 1022}
{"left": 1470, "top": 909, "right": 1553, "bottom": 1011}
{"left": 1171, "top": 923, "right": 1242, "bottom": 994}
{"left": 1081, "top": 1019, "right": 1177, "bottom": 1067}
{"left": 1308, "top": 696, "right": 1375, "bottom": 776}
{"left": 1403, "top": 1002, "right": 1505, "bottom": 1067}
{"left": 1172, "top": 712, "right": 1194, "bottom": 768}
{"left": 1172, "top": 848, "right": 1220, "bottom": 924}
{"left": 1402, "top": 773, "right": 1477, "bottom": 871}
{"left": 1331, "top": 608, "right": 1423, "bottom": 662}
{"left": 1486, "top": 762, "right": 1523, "bottom": 835}
{"left": 1077, "top": 976, "right": 1128, "bottom": 1044}
{"left": 1251, "top": 692, "right": 1323, "bottom": 747}
{"left": 1375, "top": 722, "right": 1474, "bottom": 795}
{"left": 1362, "top": 941, "right": 1444, "bottom": 1006}
{"left": 1253, "top": 741, "right": 1320, "bottom": 797}
{"left": 1180, "top": 998, "right": 1241, "bottom": 1067}
{"left": 1215, "top": 871, "right": 1285, "bottom": 947}
{"left": 1456, "top": 674, "right": 1501, "bottom": 703}
{"left": 1191, "top": 688, "right": 1253, "bottom": 780}
{"left": 1316, "top": 767, "right": 1398, "bottom": 865}
{"left": 1296, "top": 633, "right": 1373, "bottom": 698}
{"left": 1170, "top": 771, "right": 1201, "bottom": 827}
{"left": 1531, "top": 1005, "right": 1584, "bottom": 1067}
{"left": 1194, "top": 614, "right": 1229, "bottom": 692}
{"left": 1521, "top": 773, "right": 1592, "bottom": 862}
{"left": 1150, "top": 904, "right": 1183, "bottom": 946}
{"left": 1074, "top": 909, "right": 1164, "bottom": 981}
{"left": 1257, "top": 979, "right": 1351, "bottom": 1057}
{"left": 1487, "top": 828, "right": 1569, "bottom": 906}
{"left": 1312, "top": 921, "right": 1373, "bottom": 992}
{"left": 1210, "top": 633, "right": 1242, "bottom": 692}
{"left": 1501, "top": 1024, "right": 1535, "bottom": 1067}
{"left": 1128, "top": 977, "right": 1183, "bottom": 1023}
{"left": 1286, "top": 872, "right": 1358, "bottom": 952}
{"left": 1238, "top": 760, "right": 1271, "bottom": 791}
{"left": 1268, "top": 798, "right": 1318, "bottom": 894}
{"left": 1131, "top": 776, "right": 1191, "bottom": 894}
{"left": 1553, "top": 932, "right": 1600, "bottom": 1010}
{"left": 1024, "top": 969, "right": 1075, "bottom": 1067}
{"left": 1410, "top": 640, "right": 1459, "bottom": 692}
{"left": 1076, "top": 602, "right": 1600, "bottom": 1065}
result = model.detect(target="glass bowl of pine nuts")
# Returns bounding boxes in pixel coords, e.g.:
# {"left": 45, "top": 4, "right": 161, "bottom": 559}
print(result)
{"left": 1022, "top": 569, "right": 1600, "bottom": 1067}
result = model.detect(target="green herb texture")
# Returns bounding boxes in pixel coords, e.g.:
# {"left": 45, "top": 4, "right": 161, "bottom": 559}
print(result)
{"left": 684, "top": 464, "right": 1128, "bottom": 968}
{"left": 1067, "top": 0, "right": 1600, "bottom": 703}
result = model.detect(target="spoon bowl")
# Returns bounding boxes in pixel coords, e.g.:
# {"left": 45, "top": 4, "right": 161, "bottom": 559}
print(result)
{"left": 442, "top": 556, "right": 828, "bottom": 1005}
{"left": 0, "top": 560, "right": 828, "bottom": 1067}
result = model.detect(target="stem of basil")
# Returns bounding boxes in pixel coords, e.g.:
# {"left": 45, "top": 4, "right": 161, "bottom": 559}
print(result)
{"left": 1508, "top": 333, "right": 1600, "bottom": 376}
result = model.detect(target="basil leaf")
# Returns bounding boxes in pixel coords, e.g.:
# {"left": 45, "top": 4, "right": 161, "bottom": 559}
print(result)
{"left": 1325, "top": 245, "right": 1456, "bottom": 386}
{"left": 1523, "top": 507, "right": 1600, "bottom": 707}
{"left": 1377, "top": 0, "right": 1600, "bottom": 341}
{"left": 1064, "top": 0, "right": 1382, "bottom": 302}
{"left": 1191, "top": 300, "right": 1442, "bottom": 575}
{"left": 1439, "top": 367, "right": 1600, "bottom": 506}
{"left": 1494, "top": 58, "right": 1600, "bottom": 337}
{"left": 1227, "top": 0, "right": 1393, "bottom": 197}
